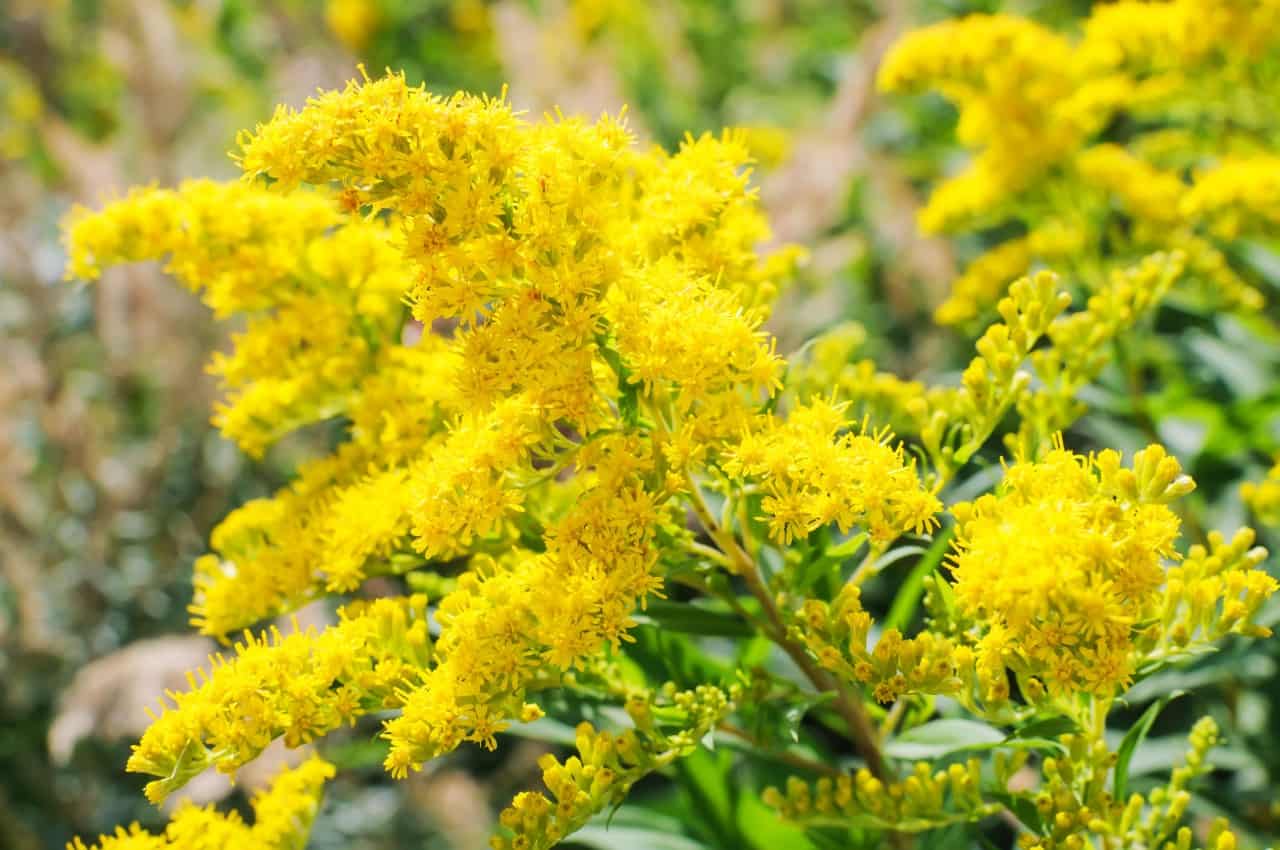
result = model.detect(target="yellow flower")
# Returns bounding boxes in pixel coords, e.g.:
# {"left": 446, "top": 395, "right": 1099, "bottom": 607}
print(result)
{"left": 71, "top": 756, "right": 334, "bottom": 850}
{"left": 726, "top": 399, "right": 940, "bottom": 546}
{"left": 129, "top": 597, "right": 430, "bottom": 801}
{"left": 948, "top": 442, "right": 1207, "bottom": 696}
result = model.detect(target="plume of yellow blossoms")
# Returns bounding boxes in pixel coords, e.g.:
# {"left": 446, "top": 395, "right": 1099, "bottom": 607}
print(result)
{"left": 1013, "top": 718, "right": 1240, "bottom": 850}
{"left": 493, "top": 685, "right": 733, "bottom": 850}
{"left": 64, "top": 70, "right": 939, "bottom": 849}
{"left": 765, "top": 760, "right": 995, "bottom": 832}
{"left": 816, "top": 254, "right": 1186, "bottom": 482}
{"left": 945, "top": 443, "right": 1273, "bottom": 703}
{"left": 63, "top": 66, "right": 1278, "bottom": 850}
{"left": 65, "top": 181, "right": 409, "bottom": 457}
{"left": 71, "top": 756, "right": 334, "bottom": 850}
{"left": 879, "top": 0, "right": 1275, "bottom": 326}
{"left": 130, "top": 596, "right": 431, "bottom": 803}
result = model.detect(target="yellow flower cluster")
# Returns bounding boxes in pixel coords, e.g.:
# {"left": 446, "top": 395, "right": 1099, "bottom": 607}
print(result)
{"left": 64, "top": 181, "right": 409, "bottom": 456}
{"left": 726, "top": 399, "right": 940, "bottom": 547}
{"left": 493, "top": 685, "right": 732, "bottom": 850}
{"left": 1183, "top": 156, "right": 1280, "bottom": 240}
{"left": 1021, "top": 719, "right": 1239, "bottom": 850}
{"left": 236, "top": 71, "right": 786, "bottom": 431}
{"left": 764, "top": 760, "right": 995, "bottom": 832}
{"left": 789, "top": 255, "right": 1181, "bottom": 473}
{"left": 1013, "top": 252, "right": 1185, "bottom": 452}
{"left": 933, "top": 222, "right": 1087, "bottom": 327}
{"left": 913, "top": 271, "right": 1070, "bottom": 480}
{"left": 65, "top": 181, "right": 340, "bottom": 317}
{"left": 191, "top": 340, "right": 462, "bottom": 636}
{"left": 71, "top": 756, "right": 334, "bottom": 850}
{"left": 63, "top": 63, "right": 1276, "bottom": 850}
{"left": 797, "top": 586, "right": 967, "bottom": 705}
{"left": 947, "top": 443, "right": 1271, "bottom": 699}
{"left": 130, "top": 597, "right": 430, "bottom": 803}
{"left": 65, "top": 73, "right": 924, "bottom": 835}
{"left": 903, "top": 254, "right": 1186, "bottom": 478}
{"left": 1243, "top": 456, "right": 1280, "bottom": 527}
{"left": 1155, "top": 528, "right": 1275, "bottom": 653}
{"left": 880, "top": 2, "right": 1273, "bottom": 326}
{"left": 383, "top": 471, "right": 667, "bottom": 775}
{"left": 785, "top": 322, "right": 927, "bottom": 437}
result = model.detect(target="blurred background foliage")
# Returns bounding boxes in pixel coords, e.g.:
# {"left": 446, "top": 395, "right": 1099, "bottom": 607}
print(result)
{"left": 3, "top": 1, "right": 1278, "bottom": 849}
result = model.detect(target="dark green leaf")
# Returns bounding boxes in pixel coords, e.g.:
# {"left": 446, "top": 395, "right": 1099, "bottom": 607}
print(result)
{"left": 1011, "top": 715, "right": 1078, "bottom": 741}
{"left": 988, "top": 791, "right": 1044, "bottom": 834}
{"left": 676, "top": 748, "right": 741, "bottom": 848}
{"left": 886, "top": 718, "right": 1004, "bottom": 760}
{"left": 736, "top": 791, "right": 818, "bottom": 850}
{"left": 636, "top": 599, "right": 755, "bottom": 637}
{"left": 1114, "top": 690, "right": 1184, "bottom": 801}
{"left": 885, "top": 526, "right": 954, "bottom": 631}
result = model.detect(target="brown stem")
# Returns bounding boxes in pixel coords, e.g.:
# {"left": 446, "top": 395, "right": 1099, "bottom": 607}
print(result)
{"left": 717, "top": 722, "right": 844, "bottom": 778}
{"left": 684, "top": 477, "right": 895, "bottom": 784}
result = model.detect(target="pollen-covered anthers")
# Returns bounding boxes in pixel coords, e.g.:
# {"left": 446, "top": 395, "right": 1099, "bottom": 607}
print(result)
{"left": 127, "top": 597, "right": 430, "bottom": 804}
{"left": 491, "top": 685, "right": 733, "bottom": 850}
{"left": 764, "top": 760, "right": 994, "bottom": 831}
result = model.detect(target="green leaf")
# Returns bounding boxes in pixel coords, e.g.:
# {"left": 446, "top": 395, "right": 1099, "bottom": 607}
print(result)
{"left": 987, "top": 791, "right": 1044, "bottom": 834}
{"left": 804, "top": 826, "right": 860, "bottom": 850}
{"left": 498, "top": 715, "right": 580, "bottom": 747}
{"left": 1116, "top": 735, "right": 1258, "bottom": 779}
{"left": 778, "top": 691, "right": 836, "bottom": 744}
{"left": 594, "top": 332, "right": 642, "bottom": 427}
{"left": 885, "top": 526, "right": 954, "bottom": 631}
{"left": 1127, "top": 651, "right": 1273, "bottom": 704}
{"left": 574, "top": 810, "right": 710, "bottom": 850}
{"left": 1113, "top": 690, "right": 1184, "bottom": 801}
{"left": 676, "top": 748, "right": 741, "bottom": 848}
{"left": 628, "top": 625, "right": 731, "bottom": 688}
{"left": 569, "top": 826, "right": 708, "bottom": 850}
{"left": 318, "top": 736, "right": 388, "bottom": 770}
{"left": 736, "top": 790, "right": 818, "bottom": 850}
{"left": 1011, "top": 715, "right": 1078, "bottom": 741}
{"left": 636, "top": 599, "right": 755, "bottom": 637}
{"left": 885, "top": 718, "right": 1004, "bottom": 760}
{"left": 735, "top": 635, "right": 773, "bottom": 669}
{"left": 824, "top": 532, "right": 869, "bottom": 561}
{"left": 922, "top": 824, "right": 974, "bottom": 850}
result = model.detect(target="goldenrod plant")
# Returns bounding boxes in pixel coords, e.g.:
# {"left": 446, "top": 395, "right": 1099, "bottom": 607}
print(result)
{"left": 59, "top": 49, "right": 1280, "bottom": 849}
{"left": 878, "top": 1, "right": 1276, "bottom": 327}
